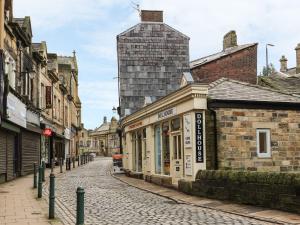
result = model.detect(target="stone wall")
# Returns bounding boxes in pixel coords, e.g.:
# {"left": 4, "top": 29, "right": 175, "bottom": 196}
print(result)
{"left": 191, "top": 45, "right": 257, "bottom": 84}
{"left": 117, "top": 23, "right": 190, "bottom": 116}
{"left": 179, "top": 170, "right": 300, "bottom": 214}
{"left": 209, "top": 108, "right": 300, "bottom": 172}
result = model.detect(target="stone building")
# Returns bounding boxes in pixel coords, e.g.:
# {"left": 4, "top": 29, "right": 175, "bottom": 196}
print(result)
{"left": 78, "top": 126, "right": 92, "bottom": 154}
{"left": 190, "top": 31, "right": 258, "bottom": 84}
{"left": 0, "top": 0, "right": 82, "bottom": 182}
{"left": 121, "top": 75, "right": 300, "bottom": 186}
{"left": 258, "top": 43, "right": 300, "bottom": 95}
{"left": 87, "top": 117, "right": 119, "bottom": 156}
{"left": 117, "top": 10, "right": 190, "bottom": 117}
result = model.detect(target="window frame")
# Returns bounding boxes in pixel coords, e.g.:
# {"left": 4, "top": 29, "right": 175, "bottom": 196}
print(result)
{"left": 256, "top": 129, "right": 271, "bottom": 158}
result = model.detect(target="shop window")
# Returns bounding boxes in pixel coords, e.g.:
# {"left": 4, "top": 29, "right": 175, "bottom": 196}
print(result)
{"left": 173, "top": 135, "right": 182, "bottom": 160}
{"left": 142, "top": 128, "right": 147, "bottom": 160}
{"left": 132, "top": 131, "right": 143, "bottom": 172}
{"left": 171, "top": 118, "right": 181, "bottom": 131}
{"left": 154, "top": 125, "right": 161, "bottom": 174}
{"left": 162, "top": 122, "right": 170, "bottom": 175}
{"left": 256, "top": 129, "right": 271, "bottom": 158}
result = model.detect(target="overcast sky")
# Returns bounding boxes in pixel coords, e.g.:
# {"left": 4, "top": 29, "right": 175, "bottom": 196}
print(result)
{"left": 14, "top": 0, "right": 300, "bottom": 129}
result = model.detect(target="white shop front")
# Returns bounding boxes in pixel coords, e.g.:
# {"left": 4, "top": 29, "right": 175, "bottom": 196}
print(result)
{"left": 121, "top": 84, "right": 208, "bottom": 185}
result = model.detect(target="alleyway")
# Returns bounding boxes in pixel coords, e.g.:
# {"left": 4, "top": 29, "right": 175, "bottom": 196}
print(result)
{"left": 47, "top": 158, "right": 277, "bottom": 225}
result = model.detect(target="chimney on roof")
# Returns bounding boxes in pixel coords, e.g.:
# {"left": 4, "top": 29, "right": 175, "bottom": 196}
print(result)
{"left": 141, "top": 10, "right": 163, "bottom": 23}
{"left": 223, "top": 30, "right": 238, "bottom": 50}
{"left": 103, "top": 116, "right": 107, "bottom": 124}
{"left": 295, "top": 43, "right": 300, "bottom": 74}
{"left": 279, "top": 55, "right": 288, "bottom": 72}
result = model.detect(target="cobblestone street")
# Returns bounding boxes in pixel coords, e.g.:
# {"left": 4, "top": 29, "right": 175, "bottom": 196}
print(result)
{"left": 44, "top": 157, "right": 278, "bottom": 225}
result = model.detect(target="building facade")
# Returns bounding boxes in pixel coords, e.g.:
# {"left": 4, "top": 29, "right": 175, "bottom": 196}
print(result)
{"left": 190, "top": 31, "right": 258, "bottom": 85}
{"left": 117, "top": 10, "right": 190, "bottom": 117}
{"left": 80, "top": 117, "right": 119, "bottom": 156}
{"left": 122, "top": 76, "right": 300, "bottom": 186}
{"left": 0, "top": 0, "right": 82, "bottom": 182}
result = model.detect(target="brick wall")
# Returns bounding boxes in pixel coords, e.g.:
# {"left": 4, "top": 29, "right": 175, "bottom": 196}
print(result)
{"left": 208, "top": 108, "right": 300, "bottom": 172}
{"left": 191, "top": 45, "right": 257, "bottom": 84}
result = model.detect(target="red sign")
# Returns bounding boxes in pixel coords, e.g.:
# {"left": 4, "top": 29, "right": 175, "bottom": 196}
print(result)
{"left": 43, "top": 128, "right": 52, "bottom": 137}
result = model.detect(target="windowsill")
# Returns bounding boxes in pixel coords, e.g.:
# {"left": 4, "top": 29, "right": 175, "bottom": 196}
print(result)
{"left": 153, "top": 173, "right": 171, "bottom": 177}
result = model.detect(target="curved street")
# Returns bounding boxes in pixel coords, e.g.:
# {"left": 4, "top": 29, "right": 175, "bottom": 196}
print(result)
{"left": 47, "top": 157, "right": 276, "bottom": 225}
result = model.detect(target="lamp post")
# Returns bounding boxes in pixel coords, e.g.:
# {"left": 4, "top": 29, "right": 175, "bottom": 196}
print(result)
{"left": 112, "top": 106, "right": 122, "bottom": 155}
{"left": 266, "top": 43, "right": 275, "bottom": 76}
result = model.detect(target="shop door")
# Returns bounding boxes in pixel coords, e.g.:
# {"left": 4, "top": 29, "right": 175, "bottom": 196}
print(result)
{"left": 171, "top": 132, "right": 183, "bottom": 183}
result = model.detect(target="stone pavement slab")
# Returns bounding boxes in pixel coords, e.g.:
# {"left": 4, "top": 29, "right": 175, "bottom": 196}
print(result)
{"left": 113, "top": 173, "right": 300, "bottom": 225}
{"left": 0, "top": 174, "right": 63, "bottom": 225}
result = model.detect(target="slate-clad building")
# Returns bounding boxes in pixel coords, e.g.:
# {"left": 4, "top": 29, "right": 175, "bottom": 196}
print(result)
{"left": 117, "top": 10, "right": 190, "bottom": 117}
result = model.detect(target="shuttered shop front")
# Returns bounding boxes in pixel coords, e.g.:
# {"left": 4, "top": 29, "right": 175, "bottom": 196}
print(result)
{"left": 0, "top": 130, "right": 7, "bottom": 183}
{"left": 21, "top": 131, "right": 40, "bottom": 175}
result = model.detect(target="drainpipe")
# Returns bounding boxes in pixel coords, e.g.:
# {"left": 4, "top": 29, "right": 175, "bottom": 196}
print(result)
{"left": 208, "top": 108, "right": 218, "bottom": 170}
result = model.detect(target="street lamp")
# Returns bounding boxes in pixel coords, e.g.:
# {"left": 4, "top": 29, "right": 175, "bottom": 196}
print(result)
{"left": 266, "top": 43, "right": 275, "bottom": 76}
{"left": 112, "top": 106, "right": 117, "bottom": 114}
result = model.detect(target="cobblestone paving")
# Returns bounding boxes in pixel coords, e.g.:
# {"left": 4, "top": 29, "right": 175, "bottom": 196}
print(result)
{"left": 48, "top": 158, "right": 277, "bottom": 225}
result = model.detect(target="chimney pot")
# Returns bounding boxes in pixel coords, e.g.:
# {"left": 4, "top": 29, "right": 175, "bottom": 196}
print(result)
{"left": 280, "top": 55, "right": 288, "bottom": 72}
{"left": 223, "top": 30, "right": 238, "bottom": 50}
{"left": 141, "top": 10, "right": 163, "bottom": 23}
{"left": 295, "top": 43, "right": 300, "bottom": 74}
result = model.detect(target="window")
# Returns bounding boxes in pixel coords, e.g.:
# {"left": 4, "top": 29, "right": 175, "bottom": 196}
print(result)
{"left": 256, "top": 129, "right": 271, "bottom": 158}
{"left": 131, "top": 131, "right": 143, "bottom": 172}
{"left": 41, "top": 83, "right": 45, "bottom": 108}
{"left": 162, "top": 122, "right": 170, "bottom": 175}
{"left": 53, "top": 95, "right": 57, "bottom": 118}
{"left": 154, "top": 125, "right": 161, "bottom": 174}
{"left": 58, "top": 99, "right": 61, "bottom": 121}
{"left": 65, "top": 106, "right": 68, "bottom": 126}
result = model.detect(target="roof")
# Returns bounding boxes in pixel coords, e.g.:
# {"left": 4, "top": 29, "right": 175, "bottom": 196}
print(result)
{"left": 57, "top": 56, "right": 78, "bottom": 71}
{"left": 208, "top": 78, "right": 300, "bottom": 103}
{"left": 258, "top": 74, "right": 300, "bottom": 95}
{"left": 117, "top": 22, "right": 189, "bottom": 40}
{"left": 94, "top": 122, "right": 110, "bottom": 133}
{"left": 190, "top": 43, "right": 257, "bottom": 69}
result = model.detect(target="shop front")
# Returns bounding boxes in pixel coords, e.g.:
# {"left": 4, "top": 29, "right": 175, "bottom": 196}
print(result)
{"left": 121, "top": 84, "right": 208, "bottom": 185}
{"left": 0, "top": 93, "right": 26, "bottom": 182}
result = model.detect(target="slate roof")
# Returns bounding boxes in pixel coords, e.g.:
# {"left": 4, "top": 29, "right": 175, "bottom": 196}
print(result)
{"left": 258, "top": 75, "right": 300, "bottom": 95}
{"left": 190, "top": 43, "right": 257, "bottom": 69}
{"left": 208, "top": 78, "right": 300, "bottom": 103}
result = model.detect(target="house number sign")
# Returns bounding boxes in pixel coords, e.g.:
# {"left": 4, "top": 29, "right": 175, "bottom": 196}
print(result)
{"left": 195, "top": 112, "right": 204, "bottom": 163}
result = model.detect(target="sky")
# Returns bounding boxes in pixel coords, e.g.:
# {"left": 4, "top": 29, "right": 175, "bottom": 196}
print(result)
{"left": 14, "top": 0, "right": 300, "bottom": 129}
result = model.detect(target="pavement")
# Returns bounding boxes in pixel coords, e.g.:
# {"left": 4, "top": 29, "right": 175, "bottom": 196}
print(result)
{"left": 2, "top": 157, "right": 300, "bottom": 225}
{"left": 0, "top": 168, "right": 64, "bottom": 225}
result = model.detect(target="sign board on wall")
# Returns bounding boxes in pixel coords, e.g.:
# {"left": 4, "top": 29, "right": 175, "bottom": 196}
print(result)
{"left": 157, "top": 107, "right": 176, "bottom": 120}
{"left": 46, "top": 86, "right": 52, "bottom": 108}
{"left": 185, "top": 155, "right": 192, "bottom": 176}
{"left": 128, "top": 121, "right": 143, "bottom": 131}
{"left": 195, "top": 112, "right": 204, "bottom": 163}
{"left": 183, "top": 114, "right": 192, "bottom": 148}
{"left": 7, "top": 93, "right": 26, "bottom": 128}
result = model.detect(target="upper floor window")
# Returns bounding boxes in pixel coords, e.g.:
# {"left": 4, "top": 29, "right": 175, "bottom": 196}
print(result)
{"left": 256, "top": 129, "right": 271, "bottom": 158}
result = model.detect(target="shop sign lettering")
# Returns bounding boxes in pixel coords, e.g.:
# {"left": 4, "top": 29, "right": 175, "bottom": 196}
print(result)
{"left": 128, "top": 121, "right": 143, "bottom": 130}
{"left": 195, "top": 112, "right": 204, "bottom": 163}
{"left": 158, "top": 107, "right": 176, "bottom": 120}
{"left": 183, "top": 114, "right": 192, "bottom": 148}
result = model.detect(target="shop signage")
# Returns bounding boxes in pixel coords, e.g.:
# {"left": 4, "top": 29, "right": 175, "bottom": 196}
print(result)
{"left": 128, "top": 121, "right": 143, "bottom": 130}
{"left": 7, "top": 93, "right": 26, "bottom": 128}
{"left": 43, "top": 128, "right": 52, "bottom": 137}
{"left": 183, "top": 114, "right": 192, "bottom": 148}
{"left": 26, "top": 110, "right": 40, "bottom": 126}
{"left": 64, "top": 128, "right": 71, "bottom": 140}
{"left": 46, "top": 86, "right": 52, "bottom": 108}
{"left": 185, "top": 155, "right": 192, "bottom": 176}
{"left": 157, "top": 107, "right": 176, "bottom": 120}
{"left": 195, "top": 112, "right": 204, "bottom": 163}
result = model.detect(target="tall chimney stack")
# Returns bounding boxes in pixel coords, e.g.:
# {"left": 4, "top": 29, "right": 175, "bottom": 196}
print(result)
{"left": 296, "top": 43, "right": 300, "bottom": 74}
{"left": 279, "top": 55, "right": 288, "bottom": 72}
{"left": 223, "top": 30, "right": 238, "bottom": 50}
{"left": 141, "top": 10, "right": 163, "bottom": 23}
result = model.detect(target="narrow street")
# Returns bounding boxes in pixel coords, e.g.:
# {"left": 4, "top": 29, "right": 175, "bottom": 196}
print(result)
{"left": 47, "top": 158, "right": 276, "bottom": 225}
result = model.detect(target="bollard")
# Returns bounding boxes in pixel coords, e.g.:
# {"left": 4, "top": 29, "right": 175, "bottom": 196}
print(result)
{"left": 78, "top": 156, "right": 80, "bottom": 167}
{"left": 76, "top": 187, "right": 85, "bottom": 225}
{"left": 73, "top": 157, "right": 75, "bottom": 168}
{"left": 38, "top": 165, "right": 43, "bottom": 198}
{"left": 60, "top": 158, "right": 63, "bottom": 173}
{"left": 51, "top": 159, "right": 54, "bottom": 173}
{"left": 33, "top": 163, "right": 37, "bottom": 188}
{"left": 80, "top": 155, "right": 83, "bottom": 165}
{"left": 42, "top": 161, "right": 46, "bottom": 182}
{"left": 69, "top": 157, "right": 72, "bottom": 170}
{"left": 49, "top": 173, "right": 55, "bottom": 219}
